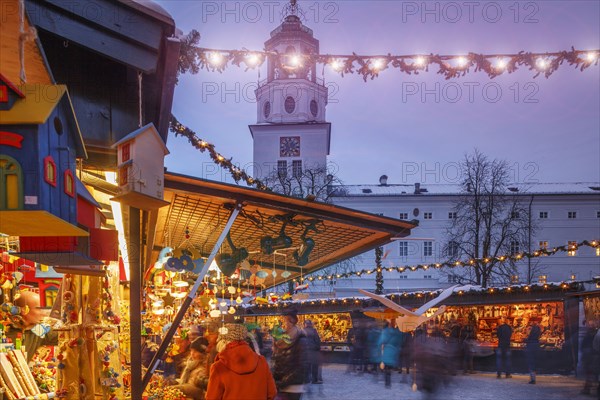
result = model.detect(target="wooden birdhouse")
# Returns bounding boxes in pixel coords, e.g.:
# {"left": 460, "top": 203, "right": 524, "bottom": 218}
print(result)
{"left": 111, "top": 123, "right": 169, "bottom": 210}
{"left": 0, "top": 74, "right": 88, "bottom": 239}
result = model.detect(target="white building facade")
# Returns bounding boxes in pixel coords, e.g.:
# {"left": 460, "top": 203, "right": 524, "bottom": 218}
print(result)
{"left": 329, "top": 181, "right": 600, "bottom": 296}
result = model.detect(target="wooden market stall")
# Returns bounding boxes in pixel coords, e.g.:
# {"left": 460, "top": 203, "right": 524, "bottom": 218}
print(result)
{"left": 242, "top": 282, "right": 582, "bottom": 373}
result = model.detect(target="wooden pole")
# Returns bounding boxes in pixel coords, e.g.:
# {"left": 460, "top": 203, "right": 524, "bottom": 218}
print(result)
{"left": 141, "top": 203, "right": 242, "bottom": 391}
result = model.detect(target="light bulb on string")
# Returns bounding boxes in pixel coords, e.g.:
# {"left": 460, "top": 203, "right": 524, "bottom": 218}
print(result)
{"left": 371, "top": 58, "right": 385, "bottom": 70}
{"left": 414, "top": 56, "right": 426, "bottom": 67}
{"left": 495, "top": 58, "right": 507, "bottom": 70}
{"left": 286, "top": 54, "right": 301, "bottom": 68}
{"left": 208, "top": 52, "right": 224, "bottom": 66}
{"left": 456, "top": 56, "right": 468, "bottom": 68}
{"left": 246, "top": 53, "right": 260, "bottom": 66}
{"left": 330, "top": 59, "right": 343, "bottom": 71}
{"left": 586, "top": 52, "right": 598, "bottom": 63}
{"left": 536, "top": 58, "right": 549, "bottom": 70}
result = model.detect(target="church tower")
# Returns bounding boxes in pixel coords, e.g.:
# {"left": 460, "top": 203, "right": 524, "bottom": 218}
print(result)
{"left": 249, "top": 3, "right": 330, "bottom": 184}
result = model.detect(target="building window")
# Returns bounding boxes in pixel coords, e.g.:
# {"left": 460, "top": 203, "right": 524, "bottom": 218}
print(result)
{"left": 424, "top": 275, "right": 432, "bottom": 279}
{"left": 539, "top": 211, "right": 548, "bottom": 219}
{"left": 277, "top": 160, "right": 287, "bottom": 178}
{"left": 119, "top": 166, "right": 129, "bottom": 186}
{"left": 43, "top": 156, "right": 57, "bottom": 187}
{"left": 511, "top": 275, "right": 520, "bottom": 284}
{"left": 398, "top": 275, "right": 408, "bottom": 279}
{"left": 510, "top": 241, "right": 520, "bottom": 254}
{"left": 399, "top": 212, "right": 408, "bottom": 220}
{"left": 511, "top": 211, "right": 520, "bottom": 219}
{"left": 539, "top": 241, "right": 548, "bottom": 250}
{"left": 448, "top": 212, "right": 457, "bottom": 219}
{"left": 597, "top": 211, "right": 600, "bottom": 218}
{"left": 568, "top": 211, "right": 577, "bottom": 219}
{"left": 424, "top": 241, "right": 433, "bottom": 257}
{"left": 0, "top": 85, "right": 7, "bottom": 102}
{"left": 121, "top": 142, "right": 131, "bottom": 162}
{"left": 64, "top": 169, "right": 75, "bottom": 198}
{"left": 45, "top": 286, "right": 59, "bottom": 307}
{"left": 284, "top": 96, "right": 296, "bottom": 113}
{"left": 447, "top": 241, "right": 459, "bottom": 258}
{"left": 292, "top": 160, "right": 302, "bottom": 178}
{"left": 399, "top": 241, "right": 409, "bottom": 257}
{"left": 568, "top": 241, "right": 577, "bottom": 256}
{"left": 538, "top": 275, "right": 547, "bottom": 284}
{"left": 448, "top": 275, "right": 459, "bottom": 283}
{"left": 423, "top": 212, "right": 433, "bottom": 220}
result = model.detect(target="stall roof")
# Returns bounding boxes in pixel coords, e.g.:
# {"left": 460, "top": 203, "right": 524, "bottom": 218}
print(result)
{"left": 153, "top": 172, "right": 416, "bottom": 289}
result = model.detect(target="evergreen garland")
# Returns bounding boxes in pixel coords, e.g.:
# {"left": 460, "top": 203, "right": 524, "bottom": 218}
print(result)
{"left": 375, "top": 246, "right": 383, "bottom": 294}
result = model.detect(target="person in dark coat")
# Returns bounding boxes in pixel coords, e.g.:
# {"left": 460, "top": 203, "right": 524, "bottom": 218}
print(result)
{"left": 496, "top": 317, "right": 513, "bottom": 378}
{"left": 525, "top": 320, "right": 542, "bottom": 384}
{"left": 460, "top": 323, "right": 476, "bottom": 374}
{"left": 271, "top": 309, "right": 305, "bottom": 400}
{"left": 581, "top": 320, "right": 598, "bottom": 394}
{"left": 303, "top": 320, "right": 322, "bottom": 384}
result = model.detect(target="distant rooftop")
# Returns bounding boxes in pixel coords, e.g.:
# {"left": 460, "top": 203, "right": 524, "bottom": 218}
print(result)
{"left": 334, "top": 182, "right": 600, "bottom": 196}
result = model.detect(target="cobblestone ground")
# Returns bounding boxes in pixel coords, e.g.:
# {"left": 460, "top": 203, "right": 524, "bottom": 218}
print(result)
{"left": 302, "top": 364, "right": 594, "bottom": 400}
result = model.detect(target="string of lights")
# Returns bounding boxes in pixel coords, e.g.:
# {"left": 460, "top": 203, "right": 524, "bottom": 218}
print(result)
{"left": 247, "top": 281, "right": 583, "bottom": 310}
{"left": 196, "top": 47, "right": 599, "bottom": 80}
{"left": 293, "top": 240, "right": 600, "bottom": 283}
{"left": 170, "top": 115, "right": 270, "bottom": 191}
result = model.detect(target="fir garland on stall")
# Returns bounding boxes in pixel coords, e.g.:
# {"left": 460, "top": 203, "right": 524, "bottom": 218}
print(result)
{"left": 375, "top": 246, "right": 383, "bottom": 295}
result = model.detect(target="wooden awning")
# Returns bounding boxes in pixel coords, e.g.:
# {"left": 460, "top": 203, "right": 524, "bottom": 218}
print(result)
{"left": 151, "top": 172, "right": 415, "bottom": 289}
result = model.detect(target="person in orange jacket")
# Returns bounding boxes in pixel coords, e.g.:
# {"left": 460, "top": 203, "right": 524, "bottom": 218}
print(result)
{"left": 205, "top": 322, "right": 277, "bottom": 400}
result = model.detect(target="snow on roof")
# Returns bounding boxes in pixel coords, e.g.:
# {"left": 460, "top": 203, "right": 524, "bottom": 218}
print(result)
{"left": 336, "top": 182, "right": 600, "bottom": 196}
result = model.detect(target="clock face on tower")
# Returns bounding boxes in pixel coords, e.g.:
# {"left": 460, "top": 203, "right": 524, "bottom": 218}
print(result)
{"left": 280, "top": 136, "right": 301, "bottom": 157}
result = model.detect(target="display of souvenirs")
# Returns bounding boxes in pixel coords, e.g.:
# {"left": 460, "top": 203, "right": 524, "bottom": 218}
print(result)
{"left": 428, "top": 301, "right": 565, "bottom": 350}
{"left": 245, "top": 312, "right": 353, "bottom": 343}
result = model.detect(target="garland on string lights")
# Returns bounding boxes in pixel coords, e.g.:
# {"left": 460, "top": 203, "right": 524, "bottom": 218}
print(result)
{"left": 292, "top": 239, "right": 599, "bottom": 282}
{"left": 247, "top": 281, "right": 582, "bottom": 311}
{"left": 170, "top": 115, "right": 270, "bottom": 191}
{"left": 195, "top": 47, "right": 599, "bottom": 81}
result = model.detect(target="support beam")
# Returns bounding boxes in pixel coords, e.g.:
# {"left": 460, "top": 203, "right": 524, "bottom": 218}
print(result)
{"left": 141, "top": 203, "right": 242, "bottom": 391}
{"left": 129, "top": 207, "right": 143, "bottom": 399}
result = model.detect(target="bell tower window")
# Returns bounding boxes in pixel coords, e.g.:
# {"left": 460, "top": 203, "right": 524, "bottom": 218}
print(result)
{"left": 284, "top": 97, "right": 296, "bottom": 114}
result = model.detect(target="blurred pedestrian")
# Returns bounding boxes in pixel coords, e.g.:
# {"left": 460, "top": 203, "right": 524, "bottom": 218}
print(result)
{"left": 303, "top": 320, "right": 322, "bottom": 384}
{"left": 172, "top": 337, "right": 211, "bottom": 399}
{"left": 346, "top": 319, "right": 367, "bottom": 373}
{"left": 525, "top": 320, "right": 541, "bottom": 384}
{"left": 205, "top": 323, "right": 276, "bottom": 400}
{"left": 378, "top": 320, "right": 404, "bottom": 388}
{"left": 496, "top": 317, "right": 513, "bottom": 378}
{"left": 271, "top": 309, "right": 306, "bottom": 400}
{"left": 366, "top": 321, "right": 382, "bottom": 374}
{"left": 581, "top": 321, "right": 597, "bottom": 394}
{"left": 460, "top": 323, "right": 476, "bottom": 374}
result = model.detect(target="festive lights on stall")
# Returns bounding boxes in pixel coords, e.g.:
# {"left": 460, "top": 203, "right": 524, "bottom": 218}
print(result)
{"left": 294, "top": 239, "right": 599, "bottom": 282}
{"left": 193, "top": 47, "right": 599, "bottom": 80}
{"left": 170, "top": 115, "right": 270, "bottom": 191}
{"left": 248, "top": 281, "right": 582, "bottom": 310}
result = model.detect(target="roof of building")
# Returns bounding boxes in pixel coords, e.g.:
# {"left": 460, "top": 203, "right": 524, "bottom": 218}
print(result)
{"left": 335, "top": 182, "right": 600, "bottom": 197}
{"left": 112, "top": 122, "right": 169, "bottom": 155}
{"left": 0, "top": 84, "right": 87, "bottom": 158}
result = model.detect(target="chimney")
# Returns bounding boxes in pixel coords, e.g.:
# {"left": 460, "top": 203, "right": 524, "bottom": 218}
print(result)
{"left": 414, "top": 182, "right": 421, "bottom": 194}
{"left": 379, "top": 175, "right": 388, "bottom": 186}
